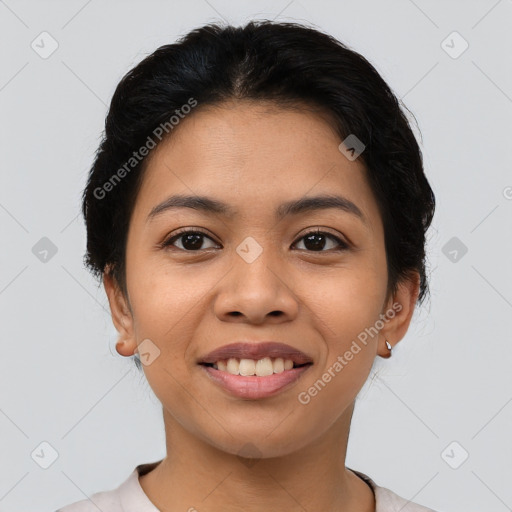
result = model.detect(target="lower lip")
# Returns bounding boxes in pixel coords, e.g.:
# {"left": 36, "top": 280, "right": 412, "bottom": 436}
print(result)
{"left": 200, "top": 364, "right": 312, "bottom": 400}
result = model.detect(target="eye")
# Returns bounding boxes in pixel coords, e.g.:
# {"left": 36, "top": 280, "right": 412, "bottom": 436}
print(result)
{"left": 162, "top": 229, "right": 219, "bottom": 251}
{"left": 292, "top": 229, "right": 349, "bottom": 252}
{"left": 161, "top": 228, "right": 349, "bottom": 253}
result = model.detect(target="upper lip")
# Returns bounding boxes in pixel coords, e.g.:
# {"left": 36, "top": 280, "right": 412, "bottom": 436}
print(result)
{"left": 198, "top": 342, "right": 313, "bottom": 365}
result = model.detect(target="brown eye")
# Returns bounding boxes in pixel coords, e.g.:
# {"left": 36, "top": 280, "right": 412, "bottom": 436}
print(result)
{"left": 162, "top": 230, "right": 218, "bottom": 251}
{"left": 293, "top": 230, "right": 348, "bottom": 252}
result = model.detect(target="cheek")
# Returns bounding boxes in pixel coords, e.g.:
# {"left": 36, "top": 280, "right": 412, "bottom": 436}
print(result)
{"left": 126, "top": 259, "right": 217, "bottom": 389}
{"left": 306, "top": 257, "right": 387, "bottom": 340}
{"left": 128, "top": 256, "right": 208, "bottom": 334}
{"left": 296, "top": 278, "right": 382, "bottom": 423}
{"left": 298, "top": 257, "right": 385, "bottom": 408}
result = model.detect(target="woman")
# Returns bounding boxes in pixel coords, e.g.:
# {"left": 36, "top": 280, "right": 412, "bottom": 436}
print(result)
{"left": 57, "top": 19, "right": 438, "bottom": 512}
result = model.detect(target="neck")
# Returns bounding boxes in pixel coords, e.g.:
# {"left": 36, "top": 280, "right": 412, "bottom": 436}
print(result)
{"left": 139, "top": 402, "right": 375, "bottom": 512}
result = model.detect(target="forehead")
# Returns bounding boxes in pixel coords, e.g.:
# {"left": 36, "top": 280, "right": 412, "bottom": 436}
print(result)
{"left": 132, "top": 100, "right": 380, "bottom": 230}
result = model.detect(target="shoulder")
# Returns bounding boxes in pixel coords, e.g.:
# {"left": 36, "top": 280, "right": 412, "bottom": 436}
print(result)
{"left": 350, "top": 469, "right": 440, "bottom": 512}
{"left": 55, "top": 468, "right": 138, "bottom": 512}
{"left": 55, "top": 488, "right": 123, "bottom": 512}
{"left": 55, "top": 462, "right": 161, "bottom": 512}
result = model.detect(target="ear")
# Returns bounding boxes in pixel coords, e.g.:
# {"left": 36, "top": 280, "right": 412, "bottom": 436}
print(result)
{"left": 377, "top": 271, "right": 421, "bottom": 358}
{"left": 103, "top": 270, "right": 138, "bottom": 357}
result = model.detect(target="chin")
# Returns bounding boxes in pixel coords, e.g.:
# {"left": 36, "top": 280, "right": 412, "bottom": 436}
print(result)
{"left": 198, "top": 421, "right": 313, "bottom": 461}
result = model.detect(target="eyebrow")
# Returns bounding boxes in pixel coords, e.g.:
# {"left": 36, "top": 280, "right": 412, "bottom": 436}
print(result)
{"left": 147, "top": 193, "right": 367, "bottom": 225}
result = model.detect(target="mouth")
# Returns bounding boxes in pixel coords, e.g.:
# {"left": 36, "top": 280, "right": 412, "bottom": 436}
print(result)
{"left": 197, "top": 342, "right": 313, "bottom": 399}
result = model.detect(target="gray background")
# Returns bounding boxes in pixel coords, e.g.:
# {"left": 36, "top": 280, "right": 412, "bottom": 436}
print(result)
{"left": 1, "top": 1, "right": 511, "bottom": 511}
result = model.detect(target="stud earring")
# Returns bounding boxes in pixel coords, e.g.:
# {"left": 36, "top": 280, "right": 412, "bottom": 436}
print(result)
{"left": 382, "top": 339, "right": 392, "bottom": 359}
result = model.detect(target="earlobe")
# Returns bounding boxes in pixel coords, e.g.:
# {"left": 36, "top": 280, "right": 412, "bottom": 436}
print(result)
{"left": 103, "top": 271, "right": 138, "bottom": 357}
{"left": 115, "top": 339, "right": 137, "bottom": 357}
{"left": 378, "top": 272, "right": 420, "bottom": 358}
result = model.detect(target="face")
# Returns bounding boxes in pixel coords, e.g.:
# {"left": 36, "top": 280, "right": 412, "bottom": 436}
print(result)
{"left": 105, "top": 100, "right": 419, "bottom": 458}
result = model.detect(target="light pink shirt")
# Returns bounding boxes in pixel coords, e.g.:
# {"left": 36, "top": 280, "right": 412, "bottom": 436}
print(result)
{"left": 56, "top": 461, "right": 438, "bottom": 511}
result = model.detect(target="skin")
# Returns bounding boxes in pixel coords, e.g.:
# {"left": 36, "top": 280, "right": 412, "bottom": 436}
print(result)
{"left": 104, "top": 99, "right": 420, "bottom": 512}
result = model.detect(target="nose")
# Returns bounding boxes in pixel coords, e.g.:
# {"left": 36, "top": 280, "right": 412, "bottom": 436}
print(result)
{"left": 213, "top": 246, "right": 299, "bottom": 325}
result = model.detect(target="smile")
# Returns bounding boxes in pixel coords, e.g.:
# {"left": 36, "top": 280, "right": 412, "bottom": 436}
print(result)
{"left": 199, "top": 358, "right": 312, "bottom": 400}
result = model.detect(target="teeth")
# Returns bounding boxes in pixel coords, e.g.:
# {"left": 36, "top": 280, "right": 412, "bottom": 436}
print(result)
{"left": 255, "top": 357, "right": 274, "bottom": 376}
{"left": 273, "top": 357, "right": 284, "bottom": 373}
{"left": 226, "top": 358, "right": 239, "bottom": 375}
{"left": 213, "top": 357, "right": 297, "bottom": 376}
{"left": 239, "top": 358, "right": 256, "bottom": 376}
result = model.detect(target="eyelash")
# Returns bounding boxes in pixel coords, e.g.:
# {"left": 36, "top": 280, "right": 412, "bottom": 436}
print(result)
{"left": 161, "top": 228, "right": 349, "bottom": 253}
